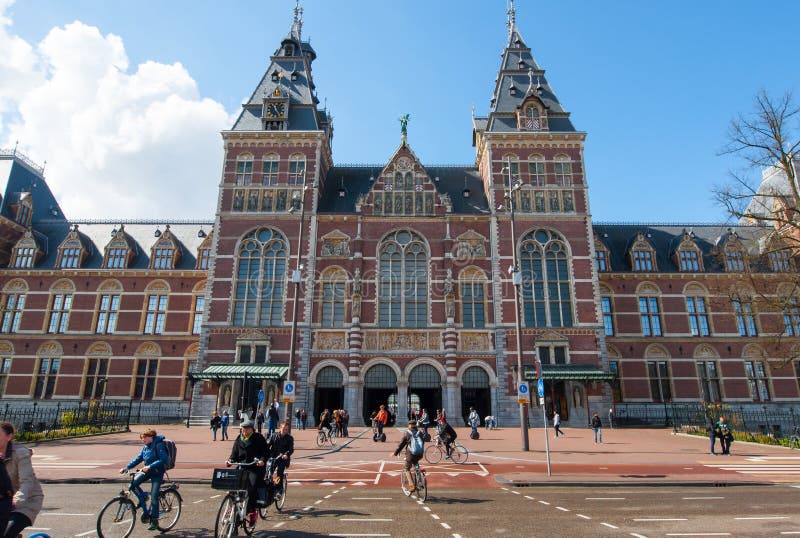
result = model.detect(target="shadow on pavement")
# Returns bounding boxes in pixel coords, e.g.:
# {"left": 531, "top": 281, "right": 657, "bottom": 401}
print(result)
{"left": 424, "top": 496, "right": 491, "bottom": 506}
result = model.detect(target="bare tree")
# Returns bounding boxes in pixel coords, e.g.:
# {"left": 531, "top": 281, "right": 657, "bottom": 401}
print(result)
{"left": 714, "top": 90, "right": 800, "bottom": 367}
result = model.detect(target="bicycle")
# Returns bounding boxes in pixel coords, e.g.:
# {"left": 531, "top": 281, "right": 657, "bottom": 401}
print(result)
{"left": 212, "top": 460, "right": 261, "bottom": 537}
{"left": 424, "top": 434, "right": 468, "bottom": 464}
{"left": 399, "top": 456, "right": 428, "bottom": 502}
{"left": 257, "top": 455, "right": 289, "bottom": 520}
{"left": 316, "top": 422, "right": 338, "bottom": 448}
{"left": 789, "top": 427, "right": 800, "bottom": 449}
{"left": 96, "top": 469, "right": 182, "bottom": 538}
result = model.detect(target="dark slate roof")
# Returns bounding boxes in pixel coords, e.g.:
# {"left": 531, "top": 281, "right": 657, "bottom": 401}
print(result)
{"left": 485, "top": 23, "right": 576, "bottom": 133}
{"left": 0, "top": 154, "right": 65, "bottom": 224}
{"left": 593, "top": 223, "right": 773, "bottom": 273}
{"left": 10, "top": 220, "right": 213, "bottom": 270}
{"left": 318, "top": 165, "right": 489, "bottom": 215}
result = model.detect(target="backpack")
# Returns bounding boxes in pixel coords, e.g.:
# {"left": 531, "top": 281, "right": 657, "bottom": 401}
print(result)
{"left": 408, "top": 429, "right": 424, "bottom": 456}
{"left": 159, "top": 438, "right": 177, "bottom": 470}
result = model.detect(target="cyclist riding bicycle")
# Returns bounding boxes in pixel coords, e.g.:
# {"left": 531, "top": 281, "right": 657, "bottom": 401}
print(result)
{"left": 227, "top": 419, "right": 268, "bottom": 526}
{"left": 266, "top": 420, "right": 294, "bottom": 490}
{"left": 392, "top": 420, "right": 424, "bottom": 492}
{"left": 119, "top": 428, "right": 169, "bottom": 531}
{"left": 375, "top": 405, "right": 389, "bottom": 439}
{"left": 439, "top": 416, "right": 458, "bottom": 459}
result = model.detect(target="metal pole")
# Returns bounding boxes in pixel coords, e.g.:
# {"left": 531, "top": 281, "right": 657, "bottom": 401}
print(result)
{"left": 285, "top": 169, "right": 308, "bottom": 432}
{"left": 506, "top": 158, "right": 529, "bottom": 452}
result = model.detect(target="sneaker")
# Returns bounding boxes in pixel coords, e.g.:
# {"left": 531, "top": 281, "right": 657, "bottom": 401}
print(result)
{"left": 256, "top": 499, "right": 268, "bottom": 506}
{"left": 148, "top": 521, "right": 159, "bottom": 531}
{"left": 408, "top": 484, "right": 416, "bottom": 492}
{"left": 247, "top": 511, "right": 258, "bottom": 525}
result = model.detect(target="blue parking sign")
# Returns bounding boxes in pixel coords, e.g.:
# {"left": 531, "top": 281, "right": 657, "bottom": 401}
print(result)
{"left": 537, "top": 378, "right": 544, "bottom": 397}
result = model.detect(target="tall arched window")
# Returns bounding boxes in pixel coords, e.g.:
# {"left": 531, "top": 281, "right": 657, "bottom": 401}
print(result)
{"left": 459, "top": 267, "right": 486, "bottom": 328}
{"left": 320, "top": 268, "right": 346, "bottom": 328}
{"left": 233, "top": 228, "right": 287, "bottom": 326}
{"left": 379, "top": 230, "right": 428, "bottom": 327}
{"left": 519, "top": 229, "right": 574, "bottom": 327}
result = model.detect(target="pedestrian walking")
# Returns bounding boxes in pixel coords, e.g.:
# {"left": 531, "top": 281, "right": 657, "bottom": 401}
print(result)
{"left": 706, "top": 415, "right": 717, "bottom": 455}
{"left": 294, "top": 408, "right": 301, "bottom": 430}
{"left": 468, "top": 407, "right": 480, "bottom": 438}
{"left": 221, "top": 410, "right": 230, "bottom": 440}
{"left": 0, "top": 421, "right": 44, "bottom": 538}
{"left": 267, "top": 402, "right": 280, "bottom": 436}
{"left": 300, "top": 408, "right": 307, "bottom": 430}
{"left": 341, "top": 409, "right": 350, "bottom": 437}
{"left": 256, "top": 409, "right": 265, "bottom": 434}
{"left": 553, "top": 411, "right": 564, "bottom": 438}
{"left": 210, "top": 411, "right": 222, "bottom": 441}
{"left": 591, "top": 412, "right": 603, "bottom": 444}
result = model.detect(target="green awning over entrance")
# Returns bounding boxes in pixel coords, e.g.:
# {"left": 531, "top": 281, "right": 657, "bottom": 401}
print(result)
{"left": 523, "top": 364, "right": 614, "bottom": 381}
{"left": 190, "top": 363, "right": 288, "bottom": 381}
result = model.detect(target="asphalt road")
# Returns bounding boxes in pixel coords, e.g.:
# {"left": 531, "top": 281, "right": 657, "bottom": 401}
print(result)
{"left": 31, "top": 482, "right": 800, "bottom": 537}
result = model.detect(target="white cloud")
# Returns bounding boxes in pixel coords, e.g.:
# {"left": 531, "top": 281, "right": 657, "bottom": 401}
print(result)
{"left": 0, "top": 3, "right": 233, "bottom": 218}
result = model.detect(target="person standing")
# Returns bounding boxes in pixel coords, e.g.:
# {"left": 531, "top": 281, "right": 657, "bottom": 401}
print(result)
{"left": 468, "top": 407, "right": 480, "bottom": 437}
{"left": 553, "top": 411, "right": 564, "bottom": 438}
{"left": 706, "top": 415, "right": 717, "bottom": 455}
{"left": 341, "top": 409, "right": 350, "bottom": 438}
{"left": 267, "top": 402, "right": 280, "bottom": 436}
{"left": 300, "top": 409, "right": 307, "bottom": 430}
{"left": 294, "top": 408, "right": 301, "bottom": 430}
{"left": 418, "top": 408, "right": 430, "bottom": 439}
{"left": 210, "top": 411, "right": 222, "bottom": 441}
{"left": 717, "top": 416, "right": 733, "bottom": 455}
{"left": 256, "top": 409, "right": 266, "bottom": 434}
{"left": 0, "top": 421, "right": 44, "bottom": 538}
{"left": 120, "top": 429, "right": 169, "bottom": 531}
{"left": 374, "top": 405, "right": 389, "bottom": 438}
{"left": 591, "top": 412, "right": 603, "bottom": 444}
{"left": 221, "top": 411, "right": 230, "bottom": 441}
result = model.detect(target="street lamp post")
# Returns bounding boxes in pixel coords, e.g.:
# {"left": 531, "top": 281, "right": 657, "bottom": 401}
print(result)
{"left": 284, "top": 169, "right": 308, "bottom": 432}
{"left": 503, "top": 159, "right": 530, "bottom": 452}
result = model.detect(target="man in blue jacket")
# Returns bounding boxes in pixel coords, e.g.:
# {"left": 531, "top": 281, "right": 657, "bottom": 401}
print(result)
{"left": 119, "top": 428, "right": 169, "bottom": 530}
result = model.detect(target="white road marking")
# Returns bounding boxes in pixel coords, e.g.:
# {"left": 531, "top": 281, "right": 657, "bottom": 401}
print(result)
{"left": 273, "top": 522, "right": 286, "bottom": 528}
{"left": 210, "top": 494, "right": 221, "bottom": 498}
{"left": 556, "top": 506, "right": 570, "bottom": 512}
{"left": 683, "top": 496, "right": 724, "bottom": 500}
{"left": 74, "top": 531, "right": 97, "bottom": 537}
{"left": 314, "top": 499, "right": 323, "bottom": 504}
{"left": 511, "top": 490, "right": 520, "bottom": 495}
{"left": 634, "top": 518, "right": 688, "bottom": 521}
{"left": 538, "top": 500, "right": 550, "bottom": 505}
{"left": 733, "top": 516, "right": 789, "bottom": 521}
{"left": 665, "top": 534, "right": 730, "bottom": 537}
{"left": 423, "top": 506, "right": 431, "bottom": 512}
{"left": 324, "top": 494, "right": 332, "bottom": 499}
{"left": 780, "top": 532, "right": 800, "bottom": 535}
{"left": 374, "top": 460, "right": 385, "bottom": 485}
{"left": 340, "top": 518, "right": 393, "bottom": 522}
{"left": 524, "top": 495, "right": 535, "bottom": 500}
{"left": 630, "top": 534, "right": 649, "bottom": 538}
{"left": 40, "top": 513, "right": 94, "bottom": 516}
{"left": 193, "top": 499, "right": 205, "bottom": 504}
{"left": 352, "top": 497, "right": 393, "bottom": 500}
{"left": 586, "top": 497, "right": 625, "bottom": 500}
{"left": 577, "top": 514, "right": 591, "bottom": 520}
{"left": 303, "top": 506, "right": 313, "bottom": 511}
{"left": 330, "top": 535, "right": 390, "bottom": 537}
{"left": 441, "top": 523, "right": 452, "bottom": 529}
{"left": 431, "top": 514, "right": 440, "bottom": 520}
{"left": 453, "top": 534, "right": 463, "bottom": 538}
{"left": 601, "top": 522, "right": 619, "bottom": 529}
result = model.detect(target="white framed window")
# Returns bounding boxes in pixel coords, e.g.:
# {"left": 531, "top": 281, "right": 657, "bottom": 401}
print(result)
{"left": 733, "top": 299, "right": 758, "bottom": 336}
{"left": 33, "top": 357, "right": 59, "bottom": 400}
{"left": 96, "top": 294, "right": 120, "bottom": 334}
{"left": 13, "top": 247, "right": 36, "bottom": 268}
{"left": 769, "top": 250, "right": 792, "bottom": 272}
{"left": 288, "top": 154, "right": 305, "bottom": 185}
{"left": 233, "top": 228, "right": 287, "bottom": 327}
{"left": 133, "top": 358, "right": 158, "bottom": 400}
{"left": 520, "top": 229, "right": 574, "bottom": 328}
{"left": 105, "top": 246, "right": 128, "bottom": 269}
{"left": 639, "top": 296, "right": 662, "bottom": 336}
{"left": 47, "top": 293, "right": 73, "bottom": 334}
{"left": 1, "top": 293, "right": 25, "bottom": 333}
{"left": 262, "top": 154, "right": 279, "bottom": 185}
{"left": 696, "top": 361, "right": 720, "bottom": 402}
{"left": 633, "top": 250, "right": 654, "bottom": 271}
{"left": 679, "top": 250, "right": 700, "bottom": 271}
{"left": 745, "top": 361, "right": 770, "bottom": 402}
{"left": 527, "top": 155, "right": 545, "bottom": 186}
{"left": 236, "top": 157, "right": 254, "bottom": 185}
{"left": 553, "top": 157, "right": 572, "bottom": 186}
{"left": 648, "top": 360, "right": 671, "bottom": 402}
{"left": 0, "top": 357, "right": 11, "bottom": 396}
{"left": 378, "top": 230, "right": 428, "bottom": 328}
{"left": 601, "top": 296, "right": 615, "bottom": 336}
{"left": 686, "top": 296, "right": 710, "bottom": 336}
{"left": 83, "top": 358, "right": 109, "bottom": 399}
{"left": 192, "top": 295, "right": 205, "bottom": 335}
{"left": 784, "top": 298, "right": 800, "bottom": 336}
{"left": 144, "top": 295, "right": 167, "bottom": 334}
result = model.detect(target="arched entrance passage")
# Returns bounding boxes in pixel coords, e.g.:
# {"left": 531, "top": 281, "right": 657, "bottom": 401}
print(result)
{"left": 461, "top": 366, "right": 490, "bottom": 425}
{"left": 408, "top": 364, "right": 441, "bottom": 419}
{"left": 544, "top": 380, "right": 569, "bottom": 421}
{"left": 314, "top": 366, "right": 344, "bottom": 425}
{"left": 363, "top": 364, "right": 397, "bottom": 425}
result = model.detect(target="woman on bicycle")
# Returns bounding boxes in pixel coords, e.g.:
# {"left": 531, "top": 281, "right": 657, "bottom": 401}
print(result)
{"left": 119, "top": 428, "right": 169, "bottom": 531}
{"left": 266, "top": 421, "right": 294, "bottom": 489}
{"left": 392, "top": 420, "right": 424, "bottom": 492}
{"left": 227, "top": 419, "right": 268, "bottom": 526}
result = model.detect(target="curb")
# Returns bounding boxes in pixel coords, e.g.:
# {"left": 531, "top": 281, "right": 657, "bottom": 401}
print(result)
{"left": 493, "top": 477, "right": 774, "bottom": 488}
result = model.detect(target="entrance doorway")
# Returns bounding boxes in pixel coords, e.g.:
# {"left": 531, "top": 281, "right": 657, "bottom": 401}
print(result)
{"left": 314, "top": 366, "right": 344, "bottom": 425}
{"left": 362, "top": 364, "right": 397, "bottom": 425}
{"left": 240, "top": 377, "right": 262, "bottom": 415}
{"left": 408, "top": 364, "right": 441, "bottom": 420}
{"left": 460, "top": 366, "right": 490, "bottom": 426}
{"left": 544, "top": 380, "right": 568, "bottom": 421}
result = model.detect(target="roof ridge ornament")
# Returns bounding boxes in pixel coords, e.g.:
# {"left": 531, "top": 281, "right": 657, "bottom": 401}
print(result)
{"left": 399, "top": 113, "right": 410, "bottom": 142}
{"left": 507, "top": 0, "right": 517, "bottom": 38}
{"left": 291, "top": 0, "right": 303, "bottom": 42}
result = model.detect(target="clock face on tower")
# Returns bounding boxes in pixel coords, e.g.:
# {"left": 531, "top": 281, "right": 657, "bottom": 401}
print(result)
{"left": 266, "top": 102, "right": 286, "bottom": 118}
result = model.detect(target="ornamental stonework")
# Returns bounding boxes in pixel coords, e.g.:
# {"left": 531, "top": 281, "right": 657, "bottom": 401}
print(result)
{"left": 314, "top": 331, "right": 347, "bottom": 350}
{"left": 363, "top": 331, "right": 437, "bottom": 351}
{"left": 458, "top": 332, "right": 491, "bottom": 351}
{"left": 455, "top": 230, "right": 487, "bottom": 259}
{"left": 320, "top": 230, "right": 351, "bottom": 257}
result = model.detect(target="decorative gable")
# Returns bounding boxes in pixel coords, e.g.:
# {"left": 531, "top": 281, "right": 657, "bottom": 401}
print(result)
{"left": 197, "top": 230, "right": 213, "bottom": 270}
{"left": 629, "top": 232, "right": 657, "bottom": 272}
{"left": 150, "top": 225, "right": 181, "bottom": 270}
{"left": 10, "top": 230, "right": 42, "bottom": 269}
{"left": 320, "top": 230, "right": 351, "bottom": 257}
{"left": 455, "top": 230, "right": 487, "bottom": 259}
{"left": 357, "top": 142, "right": 448, "bottom": 216}
{"left": 56, "top": 224, "right": 90, "bottom": 269}
{"left": 104, "top": 225, "right": 136, "bottom": 269}
{"left": 673, "top": 230, "right": 703, "bottom": 272}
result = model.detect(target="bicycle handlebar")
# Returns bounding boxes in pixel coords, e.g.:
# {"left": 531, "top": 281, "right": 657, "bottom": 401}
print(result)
{"left": 226, "top": 459, "right": 261, "bottom": 467}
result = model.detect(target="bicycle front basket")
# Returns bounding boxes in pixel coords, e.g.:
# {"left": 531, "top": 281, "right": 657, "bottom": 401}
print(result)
{"left": 211, "top": 468, "right": 246, "bottom": 490}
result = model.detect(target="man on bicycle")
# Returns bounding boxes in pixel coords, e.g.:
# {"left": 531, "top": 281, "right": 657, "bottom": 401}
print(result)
{"left": 392, "top": 420, "right": 424, "bottom": 492}
{"left": 227, "top": 419, "right": 268, "bottom": 525}
{"left": 374, "top": 405, "right": 389, "bottom": 439}
{"left": 266, "top": 420, "right": 294, "bottom": 493}
{"left": 439, "top": 416, "right": 458, "bottom": 459}
{"left": 119, "top": 429, "right": 169, "bottom": 531}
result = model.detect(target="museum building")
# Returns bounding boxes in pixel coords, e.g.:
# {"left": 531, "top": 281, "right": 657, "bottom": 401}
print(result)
{"left": 0, "top": 3, "right": 798, "bottom": 426}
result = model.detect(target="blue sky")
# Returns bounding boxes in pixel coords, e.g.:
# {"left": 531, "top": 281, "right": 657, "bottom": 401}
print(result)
{"left": 1, "top": 0, "right": 799, "bottom": 220}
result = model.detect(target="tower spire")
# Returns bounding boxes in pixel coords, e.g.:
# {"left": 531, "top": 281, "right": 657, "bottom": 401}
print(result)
{"left": 507, "top": 0, "right": 517, "bottom": 38}
{"left": 291, "top": 0, "right": 303, "bottom": 41}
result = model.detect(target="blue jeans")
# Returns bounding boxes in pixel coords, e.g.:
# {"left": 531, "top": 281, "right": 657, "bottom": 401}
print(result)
{"left": 593, "top": 427, "right": 602, "bottom": 443}
{"left": 130, "top": 469, "right": 163, "bottom": 520}
{"left": 221, "top": 424, "right": 229, "bottom": 440}
{"left": 267, "top": 418, "right": 278, "bottom": 436}
{"left": 212, "top": 426, "right": 219, "bottom": 440}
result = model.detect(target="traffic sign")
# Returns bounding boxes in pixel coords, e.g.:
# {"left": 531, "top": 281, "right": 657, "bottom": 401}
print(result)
{"left": 257, "top": 388, "right": 264, "bottom": 404}
{"left": 537, "top": 378, "right": 544, "bottom": 397}
{"left": 282, "top": 381, "right": 296, "bottom": 403}
{"left": 517, "top": 382, "right": 529, "bottom": 403}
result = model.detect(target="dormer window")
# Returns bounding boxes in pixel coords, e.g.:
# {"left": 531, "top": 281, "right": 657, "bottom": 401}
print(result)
{"left": 10, "top": 232, "right": 41, "bottom": 269}
{"left": 524, "top": 106, "right": 540, "bottom": 130}
{"left": 675, "top": 232, "right": 703, "bottom": 272}
{"left": 769, "top": 250, "right": 793, "bottom": 272}
{"left": 105, "top": 246, "right": 128, "bottom": 268}
{"left": 103, "top": 225, "right": 133, "bottom": 269}
{"left": 196, "top": 231, "right": 213, "bottom": 270}
{"left": 150, "top": 226, "right": 180, "bottom": 270}
{"left": 284, "top": 44, "right": 294, "bottom": 56}
{"left": 15, "top": 193, "right": 32, "bottom": 226}
{"left": 56, "top": 226, "right": 88, "bottom": 269}
{"left": 630, "top": 233, "right": 657, "bottom": 272}
{"left": 271, "top": 69, "right": 280, "bottom": 82}
{"left": 594, "top": 237, "right": 611, "bottom": 272}
{"left": 235, "top": 155, "right": 254, "bottom": 185}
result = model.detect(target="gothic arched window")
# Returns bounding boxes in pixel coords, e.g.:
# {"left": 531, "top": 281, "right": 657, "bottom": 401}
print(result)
{"left": 232, "top": 228, "right": 288, "bottom": 326}
{"left": 459, "top": 267, "right": 486, "bottom": 328}
{"left": 519, "top": 229, "right": 574, "bottom": 327}
{"left": 378, "top": 230, "right": 428, "bottom": 328}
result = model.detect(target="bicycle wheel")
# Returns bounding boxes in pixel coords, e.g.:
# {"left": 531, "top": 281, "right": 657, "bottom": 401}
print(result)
{"left": 451, "top": 443, "right": 469, "bottom": 464}
{"left": 157, "top": 488, "right": 182, "bottom": 531}
{"left": 424, "top": 444, "right": 442, "bottom": 464}
{"left": 258, "top": 503, "right": 270, "bottom": 520}
{"left": 329, "top": 431, "right": 337, "bottom": 446}
{"left": 97, "top": 497, "right": 136, "bottom": 538}
{"left": 316, "top": 431, "right": 327, "bottom": 448}
{"left": 415, "top": 471, "right": 428, "bottom": 502}
{"left": 214, "top": 494, "right": 237, "bottom": 538}
{"left": 275, "top": 476, "right": 288, "bottom": 511}
{"left": 399, "top": 470, "right": 412, "bottom": 497}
